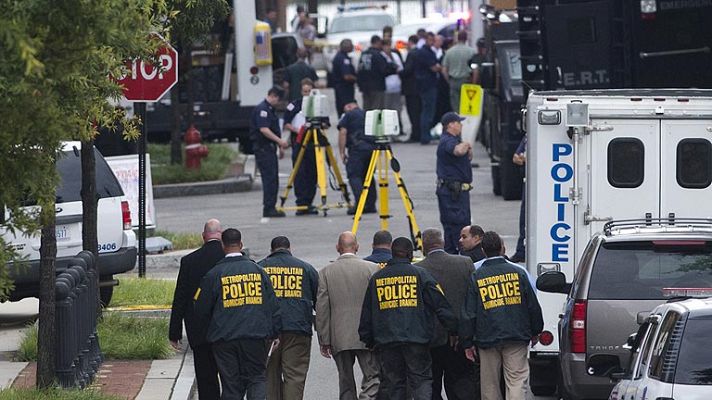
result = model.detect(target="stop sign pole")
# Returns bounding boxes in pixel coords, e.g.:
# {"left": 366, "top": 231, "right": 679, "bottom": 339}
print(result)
{"left": 117, "top": 36, "right": 178, "bottom": 278}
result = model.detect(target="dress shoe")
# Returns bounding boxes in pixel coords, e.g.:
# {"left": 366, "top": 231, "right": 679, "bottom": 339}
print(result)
{"left": 296, "top": 206, "right": 319, "bottom": 216}
{"left": 263, "top": 209, "right": 286, "bottom": 218}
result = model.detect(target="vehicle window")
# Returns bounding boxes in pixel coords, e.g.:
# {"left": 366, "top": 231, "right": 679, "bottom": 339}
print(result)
{"left": 503, "top": 48, "right": 522, "bottom": 80}
{"left": 272, "top": 36, "right": 298, "bottom": 71}
{"left": 649, "top": 311, "right": 683, "bottom": 382}
{"left": 675, "top": 317, "right": 712, "bottom": 385}
{"left": 587, "top": 241, "right": 712, "bottom": 300}
{"left": 608, "top": 138, "right": 644, "bottom": 188}
{"left": 330, "top": 14, "right": 395, "bottom": 33}
{"left": 573, "top": 237, "right": 598, "bottom": 295}
{"left": 677, "top": 139, "right": 712, "bottom": 189}
{"left": 54, "top": 149, "right": 124, "bottom": 205}
{"left": 636, "top": 319, "right": 658, "bottom": 379}
{"left": 630, "top": 322, "right": 653, "bottom": 379}
{"left": 567, "top": 17, "right": 596, "bottom": 45}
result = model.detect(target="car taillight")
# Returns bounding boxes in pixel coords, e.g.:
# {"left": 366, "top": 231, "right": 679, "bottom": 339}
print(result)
{"left": 539, "top": 330, "right": 554, "bottom": 346}
{"left": 121, "top": 201, "right": 132, "bottom": 230}
{"left": 570, "top": 300, "right": 587, "bottom": 354}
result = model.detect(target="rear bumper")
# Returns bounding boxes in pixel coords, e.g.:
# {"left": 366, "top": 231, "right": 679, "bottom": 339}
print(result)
{"left": 560, "top": 353, "right": 615, "bottom": 399}
{"left": 6, "top": 246, "right": 137, "bottom": 301}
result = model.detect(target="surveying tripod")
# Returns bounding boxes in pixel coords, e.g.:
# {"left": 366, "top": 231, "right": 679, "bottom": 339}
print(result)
{"left": 278, "top": 121, "right": 351, "bottom": 216}
{"left": 351, "top": 139, "right": 422, "bottom": 251}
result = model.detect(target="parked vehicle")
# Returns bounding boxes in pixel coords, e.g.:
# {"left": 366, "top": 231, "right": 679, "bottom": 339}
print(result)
{"left": 525, "top": 89, "right": 712, "bottom": 396}
{"left": 588, "top": 293, "right": 712, "bottom": 400}
{"left": 2, "top": 142, "right": 137, "bottom": 306}
{"left": 538, "top": 219, "right": 712, "bottom": 399}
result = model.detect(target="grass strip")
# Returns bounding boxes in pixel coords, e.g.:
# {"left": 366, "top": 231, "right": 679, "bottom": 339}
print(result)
{"left": 16, "top": 313, "right": 173, "bottom": 361}
{"left": 110, "top": 277, "right": 176, "bottom": 308}
{"left": 0, "top": 388, "right": 121, "bottom": 400}
{"left": 149, "top": 143, "right": 236, "bottom": 185}
{"left": 150, "top": 230, "right": 202, "bottom": 251}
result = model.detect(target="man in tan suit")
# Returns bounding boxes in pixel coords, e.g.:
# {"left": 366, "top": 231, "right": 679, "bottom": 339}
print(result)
{"left": 316, "top": 231, "right": 380, "bottom": 400}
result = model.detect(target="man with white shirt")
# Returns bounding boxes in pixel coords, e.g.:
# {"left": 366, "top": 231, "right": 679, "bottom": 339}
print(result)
{"left": 315, "top": 232, "right": 380, "bottom": 400}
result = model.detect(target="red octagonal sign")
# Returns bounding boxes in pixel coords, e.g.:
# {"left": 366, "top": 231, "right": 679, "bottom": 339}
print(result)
{"left": 117, "top": 38, "right": 178, "bottom": 102}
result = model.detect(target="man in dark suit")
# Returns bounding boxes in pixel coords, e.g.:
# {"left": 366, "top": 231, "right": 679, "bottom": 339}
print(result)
{"left": 415, "top": 228, "right": 479, "bottom": 400}
{"left": 169, "top": 219, "right": 224, "bottom": 400}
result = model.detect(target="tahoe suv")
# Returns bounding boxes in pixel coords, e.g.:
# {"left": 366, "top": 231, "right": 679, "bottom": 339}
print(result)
{"left": 2, "top": 142, "right": 137, "bottom": 305}
{"left": 537, "top": 218, "right": 712, "bottom": 399}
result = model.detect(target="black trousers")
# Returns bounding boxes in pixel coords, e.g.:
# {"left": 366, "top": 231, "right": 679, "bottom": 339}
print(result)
{"left": 291, "top": 142, "right": 317, "bottom": 207}
{"left": 194, "top": 343, "right": 220, "bottom": 400}
{"left": 212, "top": 339, "right": 268, "bottom": 400}
{"left": 378, "top": 343, "right": 432, "bottom": 400}
{"left": 404, "top": 94, "right": 421, "bottom": 141}
{"left": 255, "top": 145, "right": 279, "bottom": 213}
{"left": 430, "top": 344, "right": 479, "bottom": 400}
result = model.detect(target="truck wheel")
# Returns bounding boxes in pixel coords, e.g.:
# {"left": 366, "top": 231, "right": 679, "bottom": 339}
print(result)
{"left": 100, "top": 285, "right": 114, "bottom": 307}
{"left": 500, "top": 158, "right": 523, "bottom": 200}
{"left": 491, "top": 165, "right": 502, "bottom": 196}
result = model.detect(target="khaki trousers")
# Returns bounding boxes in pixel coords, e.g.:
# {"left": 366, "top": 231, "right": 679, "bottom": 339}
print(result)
{"left": 333, "top": 349, "right": 380, "bottom": 400}
{"left": 266, "top": 333, "right": 312, "bottom": 400}
{"left": 478, "top": 343, "right": 529, "bottom": 400}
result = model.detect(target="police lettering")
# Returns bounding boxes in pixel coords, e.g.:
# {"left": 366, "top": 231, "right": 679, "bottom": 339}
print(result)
{"left": 550, "top": 143, "right": 572, "bottom": 262}
{"left": 220, "top": 273, "right": 263, "bottom": 308}
{"left": 375, "top": 275, "right": 418, "bottom": 310}
{"left": 476, "top": 273, "right": 522, "bottom": 310}
{"left": 263, "top": 266, "right": 304, "bottom": 298}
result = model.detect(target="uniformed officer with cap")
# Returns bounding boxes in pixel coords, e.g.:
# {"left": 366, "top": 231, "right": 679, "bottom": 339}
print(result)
{"left": 436, "top": 111, "right": 473, "bottom": 253}
{"left": 258, "top": 236, "right": 319, "bottom": 400}
{"left": 338, "top": 100, "right": 377, "bottom": 215}
{"left": 251, "top": 86, "right": 290, "bottom": 218}
{"left": 359, "top": 237, "right": 458, "bottom": 400}
{"left": 194, "top": 228, "right": 281, "bottom": 400}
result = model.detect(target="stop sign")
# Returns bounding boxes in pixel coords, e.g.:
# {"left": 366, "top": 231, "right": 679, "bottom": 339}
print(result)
{"left": 117, "top": 39, "right": 178, "bottom": 102}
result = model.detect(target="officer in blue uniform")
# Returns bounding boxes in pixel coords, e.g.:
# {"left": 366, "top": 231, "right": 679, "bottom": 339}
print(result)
{"left": 251, "top": 86, "right": 290, "bottom": 218}
{"left": 337, "top": 100, "right": 377, "bottom": 215}
{"left": 283, "top": 78, "right": 320, "bottom": 215}
{"left": 436, "top": 112, "right": 473, "bottom": 253}
{"left": 331, "top": 39, "right": 357, "bottom": 115}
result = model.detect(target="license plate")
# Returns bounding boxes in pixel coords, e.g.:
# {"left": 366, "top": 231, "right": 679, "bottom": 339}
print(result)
{"left": 56, "top": 226, "right": 70, "bottom": 241}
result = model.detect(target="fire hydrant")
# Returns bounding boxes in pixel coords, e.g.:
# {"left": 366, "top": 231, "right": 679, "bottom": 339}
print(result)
{"left": 184, "top": 124, "right": 209, "bottom": 169}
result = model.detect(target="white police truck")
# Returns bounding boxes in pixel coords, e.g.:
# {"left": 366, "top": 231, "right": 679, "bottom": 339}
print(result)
{"left": 524, "top": 89, "right": 712, "bottom": 395}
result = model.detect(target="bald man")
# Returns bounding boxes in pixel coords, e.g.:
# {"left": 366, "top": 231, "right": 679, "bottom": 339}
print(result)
{"left": 169, "top": 219, "right": 224, "bottom": 400}
{"left": 316, "top": 232, "right": 380, "bottom": 400}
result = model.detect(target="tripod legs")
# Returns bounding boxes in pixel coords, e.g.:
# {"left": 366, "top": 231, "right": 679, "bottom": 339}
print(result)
{"left": 279, "top": 129, "right": 312, "bottom": 209}
{"left": 351, "top": 149, "right": 380, "bottom": 234}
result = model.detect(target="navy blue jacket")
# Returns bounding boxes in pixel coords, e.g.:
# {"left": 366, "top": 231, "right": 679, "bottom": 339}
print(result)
{"left": 195, "top": 255, "right": 281, "bottom": 342}
{"left": 258, "top": 250, "right": 319, "bottom": 336}
{"left": 337, "top": 107, "right": 374, "bottom": 150}
{"left": 249, "top": 99, "right": 280, "bottom": 149}
{"left": 357, "top": 47, "right": 395, "bottom": 93}
{"left": 437, "top": 132, "right": 472, "bottom": 183}
{"left": 359, "top": 257, "right": 458, "bottom": 348}
{"left": 332, "top": 50, "right": 356, "bottom": 88}
{"left": 364, "top": 248, "right": 392, "bottom": 269}
{"left": 460, "top": 257, "right": 543, "bottom": 349}
{"left": 414, "top": 46, "right": 438, "bottom": 85}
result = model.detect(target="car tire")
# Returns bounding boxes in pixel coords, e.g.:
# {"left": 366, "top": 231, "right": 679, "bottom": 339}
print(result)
{"left": 100, "top": 285, "right": 114, "bottom": 307}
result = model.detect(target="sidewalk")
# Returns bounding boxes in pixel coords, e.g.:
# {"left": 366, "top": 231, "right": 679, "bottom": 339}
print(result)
{"left": 1, "top": 338, "right": 195, "bottom": 400}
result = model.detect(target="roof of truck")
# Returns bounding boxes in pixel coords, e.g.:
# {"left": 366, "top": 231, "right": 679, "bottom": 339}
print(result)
{"left": 533, "top": 89, "right": 712, "bottom": 98}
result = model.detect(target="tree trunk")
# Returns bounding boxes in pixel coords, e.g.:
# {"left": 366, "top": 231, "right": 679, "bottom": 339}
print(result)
{"left": 184, "top": 41, "right": 194, "bottom": 126}
{"left": 36, "top": 203, "right": 57, "bottom": 389}
{"left": 81, "top": 139, "right": 100, "bottom": 312}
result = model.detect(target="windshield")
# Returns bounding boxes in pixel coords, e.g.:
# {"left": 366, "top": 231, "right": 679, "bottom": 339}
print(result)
{"left": 330, "top": 14, "right": 395, "bottom": 34}
{"left": 675, "top": 317, "right": 712, "bottom": 385}
{"left": 587, "top": 241, "right": 712, "bottom": 300}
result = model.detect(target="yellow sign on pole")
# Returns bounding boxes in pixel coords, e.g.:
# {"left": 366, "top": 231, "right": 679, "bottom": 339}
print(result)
{"left": 459, "top": 84, "right": 483, "bottom": 116}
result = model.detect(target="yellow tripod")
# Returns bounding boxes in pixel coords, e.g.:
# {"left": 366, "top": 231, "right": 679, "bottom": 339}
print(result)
{"left": 351, "top": 141, "right": 422, "bottom": 251}
{"left": 278, "top": 124, "right": 352, "bottom": 216}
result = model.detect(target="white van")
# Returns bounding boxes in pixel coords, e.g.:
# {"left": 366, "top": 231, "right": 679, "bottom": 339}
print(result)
{"left": 524, "top": 89, "right": 712, "bottom": 394}
{"left": 2, "top": 142, "right": 137, "bottom": 305}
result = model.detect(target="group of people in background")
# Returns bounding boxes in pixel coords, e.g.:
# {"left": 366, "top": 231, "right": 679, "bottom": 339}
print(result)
{"left": 170, "top": 219, "right": 543, "bottom": 400}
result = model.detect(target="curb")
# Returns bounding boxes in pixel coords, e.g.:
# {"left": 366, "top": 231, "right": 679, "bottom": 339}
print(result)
{"left": 170, "top": 348, "right": 195, "bottom": 400}
{"left": 153, "top": 175, "right": 253, "bottom": 199}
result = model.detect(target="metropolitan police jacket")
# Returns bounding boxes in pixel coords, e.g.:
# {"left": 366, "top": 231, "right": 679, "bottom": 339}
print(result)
{"left": 358, "top": 257, "right": 458, "bottom": 348}
{"left": 194, "top": 254, "right": 281, "bottom": 343}
{"left": 459, "top": 257, "right": 543, "bottom": 349}
{"left": 258, "top": 249, "right": 318, "bottom": 336}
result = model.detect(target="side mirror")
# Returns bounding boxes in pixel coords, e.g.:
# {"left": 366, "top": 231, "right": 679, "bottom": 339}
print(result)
{"left": 586, "top": 354, "right": 623, "bottom": 378}
{"left": 479, "top": 62, "right": 495, "bottom": 89}
{"left": 536, "top": 271, "right": 571, "bottom": 294}
{"left": 636, "top": 311, "right": 650, "bottom": 325}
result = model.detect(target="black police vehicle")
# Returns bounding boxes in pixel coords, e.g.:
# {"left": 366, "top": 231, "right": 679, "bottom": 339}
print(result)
{"left": 479, "top": 0, "right": 712, "bottom": 201}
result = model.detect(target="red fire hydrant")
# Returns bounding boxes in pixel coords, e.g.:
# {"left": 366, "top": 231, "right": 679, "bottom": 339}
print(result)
{"left": 184, "top": 124, "right": 209, "bottom": 169}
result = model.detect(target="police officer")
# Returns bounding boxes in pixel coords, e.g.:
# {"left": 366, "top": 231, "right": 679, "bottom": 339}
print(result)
{"left": 258, "top": 236, "right": 318, "bottom": 400}
{"left": 194, "top": 228, "right": 281, "bottom": 400}
{"left": 251, "top": 86, "right": 290, "bottom": 218}
{"left": 460, "top": 231, "right": 543, "bottom": 400}
{"left": 338, "top": 100, "right": 377, "bottom": 215}
{"left": 283, "top": 78, "right": 323, "bottom": 215}
{"left": 436, "top": 111, "right": 473, "bottom": 253}
{"left": 359, "top": 237, "right": 458, "bottom": 400}
{"left": 331, "top": 39, "right": 357, "bottom": 116}
{"left": 363, "top": 230, "right": 392, "bottom": 268}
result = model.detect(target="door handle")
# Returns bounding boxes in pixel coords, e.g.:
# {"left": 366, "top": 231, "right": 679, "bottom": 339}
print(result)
{"left": 640, "top": 46, "right": 710, "bottom": 59}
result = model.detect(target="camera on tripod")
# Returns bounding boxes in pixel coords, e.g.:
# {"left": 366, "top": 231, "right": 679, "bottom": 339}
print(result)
{"left": 301, "top": 89, "right": 329, "bottom": 126}
{"left": 364, "top": 109, "right": 400, "bottom": 141}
